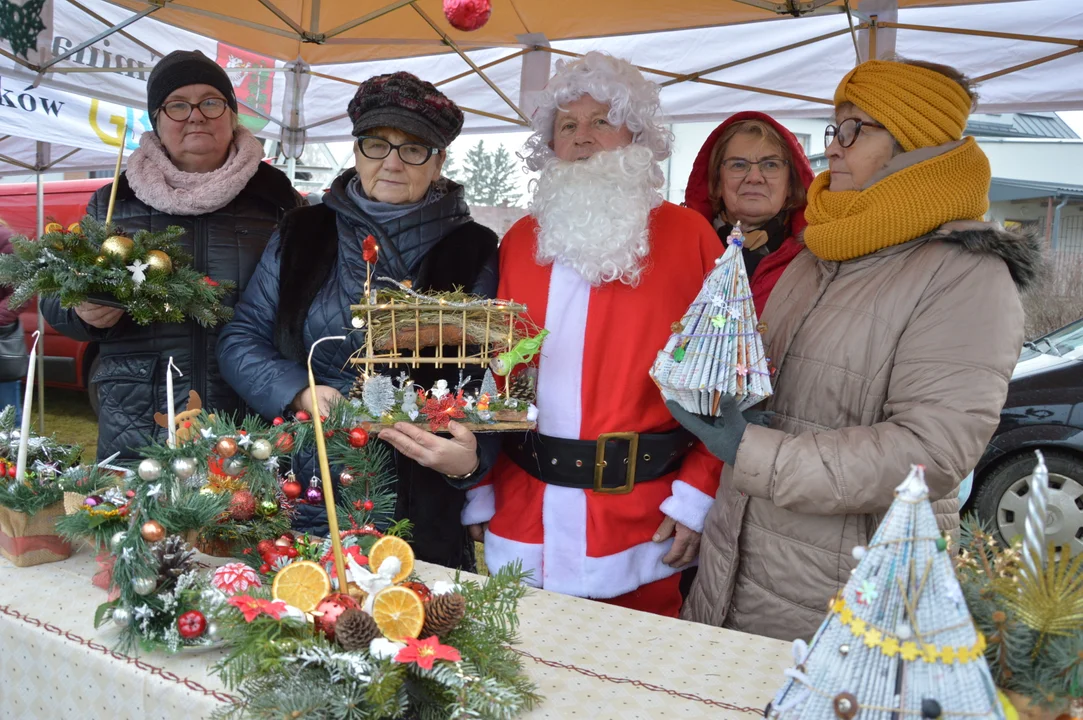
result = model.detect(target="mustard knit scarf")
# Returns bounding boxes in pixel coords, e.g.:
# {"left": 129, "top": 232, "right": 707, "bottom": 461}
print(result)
{"left": 803, "top": 137, "right": 990, "bottom": 262}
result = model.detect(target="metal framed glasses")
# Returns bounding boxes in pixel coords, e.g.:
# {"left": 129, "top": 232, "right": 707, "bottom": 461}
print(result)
{"left": 357, "top": 136, "right": 437, "bottom": 166}
{"left": 160, "top": 97, "right": 229, "bottom": 122}
{"left": 824, "top": 118, "right": 889, "bottom": 149}
{"left": 721, "top": 157, "right": 789, "bottom": 179}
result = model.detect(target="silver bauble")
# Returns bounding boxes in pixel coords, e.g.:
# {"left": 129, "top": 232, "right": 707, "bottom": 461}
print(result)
{"left": 109, "top": 531, "right": 127, "bottom": 553}
{"left": 205, "top": 622, "right": 221, "bottom": 641}
{"left": 221, "top": 456, "right": 246, "bottom": 477}
{"left": 171, "top": 457, "right": 198, "bottom": 480}
{"left": 112, "top": 606, "right": 131, "bottom": 628}
{"left": 132, "top": 576, "right": 157, "bottom": 596}
{"left": 0, "top": 431, "right": 9, "bottom": 445}
{"left": 249, "top": 438, "right": 273, "bottom": 461}
{"left": 138, "top": 458, "right": 163, "bottom": 481}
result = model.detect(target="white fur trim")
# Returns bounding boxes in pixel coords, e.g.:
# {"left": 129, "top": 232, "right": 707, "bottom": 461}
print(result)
{"left": 484, "top": 525, "right": 681, "bottom": 600}
{"left": 541, "top": 485, "right": 588, "bottom": 594}
{"left": 535, "top": 262, "right": 589, "bottom": 440}
{"left": 460, "top": 484, "right": 495, "bottom": 525}
{"left": 483, "top": 529, "right": 544, "bottom": 588}
{"left": 658, "top": 479, "right": 716, "bottom": 533}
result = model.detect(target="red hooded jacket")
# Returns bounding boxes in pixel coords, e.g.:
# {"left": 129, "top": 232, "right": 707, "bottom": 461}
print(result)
{"left": 683, "top": 111, "right": 815, "bottom": 316}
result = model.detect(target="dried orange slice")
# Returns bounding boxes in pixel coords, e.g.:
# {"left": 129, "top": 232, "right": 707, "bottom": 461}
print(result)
{"left": 372, "top": 585, "right": 425, "bottom": 641}
{"left": 367, "top": 536, "right": 414, "bottom": 584}
{"left": 271, "top": 560, "right": 330, "bottom": 613}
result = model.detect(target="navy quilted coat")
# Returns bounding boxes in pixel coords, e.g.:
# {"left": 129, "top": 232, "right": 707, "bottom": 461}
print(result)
{"left": 217, "top": 171, "right": 499, "bottom": 569}
{"left": 42, "top": 163, "right": 301, "bottom": 461}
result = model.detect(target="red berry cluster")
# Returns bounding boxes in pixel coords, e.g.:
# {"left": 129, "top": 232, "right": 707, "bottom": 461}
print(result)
{"left": 256, "top": 534, "right": 300, "bottom": 574}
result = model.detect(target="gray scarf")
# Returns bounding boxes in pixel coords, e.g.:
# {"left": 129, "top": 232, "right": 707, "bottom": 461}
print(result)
{"left": 345, "top": 174, "right": 447, "bottom": 226}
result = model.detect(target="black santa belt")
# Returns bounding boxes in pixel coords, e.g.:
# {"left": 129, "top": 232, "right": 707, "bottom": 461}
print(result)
{"left": 504, "top": 429, "right": 696, "bottom": 495}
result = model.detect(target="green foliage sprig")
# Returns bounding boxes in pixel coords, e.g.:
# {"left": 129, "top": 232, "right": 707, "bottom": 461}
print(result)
{"left": 0, "top": 406, "right": 83, "bottom": 516}
{"left": 0, "top": 215, "right": 235, "bottom": 327}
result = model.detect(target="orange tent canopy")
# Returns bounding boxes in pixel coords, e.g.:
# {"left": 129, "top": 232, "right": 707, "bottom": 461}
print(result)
{"left": 104, "top": 0, "right": 1021, "bottom": 65}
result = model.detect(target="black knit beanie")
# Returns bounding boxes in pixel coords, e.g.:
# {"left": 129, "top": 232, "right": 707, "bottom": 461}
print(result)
{"left": 147, "top": 50, "right": 238, "bottom": 130}
{"left": 348, "top": 72, "right": 464, "bottom": 149}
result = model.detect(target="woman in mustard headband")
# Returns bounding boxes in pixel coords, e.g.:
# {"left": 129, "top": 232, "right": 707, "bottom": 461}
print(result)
{"left": 670, "top": 59, "right": 1042, "bottom": 641}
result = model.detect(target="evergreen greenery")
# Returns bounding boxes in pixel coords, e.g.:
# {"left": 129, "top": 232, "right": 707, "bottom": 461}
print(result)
{"left": 0, "top": 215, "right": 235, "bottom": 327}
{"left": 452, "top": 140, "right": 522, "bottom": 207}
{"left": 0, "top": 406, "right": 84, "bottom": 516}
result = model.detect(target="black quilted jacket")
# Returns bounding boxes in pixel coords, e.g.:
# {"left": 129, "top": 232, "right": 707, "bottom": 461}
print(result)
{"left": 42, "top": 162, "right": 302, "bottom": 461}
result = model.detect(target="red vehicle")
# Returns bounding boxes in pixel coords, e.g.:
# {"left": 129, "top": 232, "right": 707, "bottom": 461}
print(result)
{"left": 0, "top": 178, "right": 110, "bottom": 414}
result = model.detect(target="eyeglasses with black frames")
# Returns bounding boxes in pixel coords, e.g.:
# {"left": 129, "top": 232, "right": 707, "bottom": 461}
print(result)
{"left": 356, "top": 136, "right": 437, "bottom": 166}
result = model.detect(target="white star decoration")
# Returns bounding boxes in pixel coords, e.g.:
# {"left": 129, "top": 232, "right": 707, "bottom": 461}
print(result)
{"left": 127, "top": 259, "right": 150, "bottom": 286}
{"left": 237, "top": 434, "right": 252, "bottom": 448}
{"left": 200, "top": 427, "right": 216, "bottom": 440}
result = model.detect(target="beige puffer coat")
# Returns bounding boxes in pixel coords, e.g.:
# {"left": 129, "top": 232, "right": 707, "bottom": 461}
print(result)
{"left": 681, "top": 223, "right": 1040, "bottom": 641}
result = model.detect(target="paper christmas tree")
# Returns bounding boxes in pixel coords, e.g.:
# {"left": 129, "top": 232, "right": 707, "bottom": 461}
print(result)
{"left": 767, "top": 466, "right": 1006, "bottom": 719}
{"left": 650, "top": 223, "right": 771, "bottom": 415}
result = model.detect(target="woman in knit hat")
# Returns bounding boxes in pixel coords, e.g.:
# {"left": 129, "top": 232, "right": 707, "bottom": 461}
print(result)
{"left": 218, "top": 72, "right": 499, "bottom": 570}
{"left": 671, "top": 59, "right": 1042, "bottom": 641}
{"left": 42, "top": 50, "right": 302, "bottom": 463}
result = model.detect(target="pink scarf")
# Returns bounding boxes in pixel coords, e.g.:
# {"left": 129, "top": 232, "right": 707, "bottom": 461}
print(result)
{"left": 125, "top": 127, "right": 265, "bottom": 216}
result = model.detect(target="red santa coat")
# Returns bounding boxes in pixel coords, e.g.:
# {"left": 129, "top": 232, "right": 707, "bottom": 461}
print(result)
{"left": 462, "top": 201, "right": 725, "bottom": 599}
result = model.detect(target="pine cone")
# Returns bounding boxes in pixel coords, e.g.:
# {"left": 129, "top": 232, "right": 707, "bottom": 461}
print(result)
{"left": 348, "top": 373, "right": 365, "bottom": 401}
{"left": 421, "top": 592, "right": 466, "bottom": 638}
{"left": 508, "top": 368, "right": 537, "bottom": 404}
{"left": 336, "top": 608, "right": 381, "bottom": 651}
{"left": 152, "top": 536, "right": 197, "bottom": 585}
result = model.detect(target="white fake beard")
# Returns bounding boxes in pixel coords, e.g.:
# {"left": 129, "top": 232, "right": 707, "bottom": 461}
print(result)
{"left": 531, "top": 144, "right": 663, "bottom": 287}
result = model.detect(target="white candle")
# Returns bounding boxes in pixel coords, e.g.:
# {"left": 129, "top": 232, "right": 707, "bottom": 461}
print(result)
{"left": 15, "top": 332, "right": 39, "bottom": 482}
{"left": 166, "top": 357, "right": 182, "bottom": 448}
{"left": 1022, "top": 449, "right": 1049, "bottom": 582}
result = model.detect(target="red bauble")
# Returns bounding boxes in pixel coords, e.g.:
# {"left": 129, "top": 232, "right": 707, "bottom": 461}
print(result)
{"left": 272, "top": 417, "right": 284, "bottom": 426}
{"left": 363, "top": 499, "right": 375, "bottom": 512}
{"left": 348, "top": 428, "right": 369, "bottom": 449}
{"left": 229, "top": 490, "right": 256, "bottom": 521}
{"left": 443, "top": 0, "right": 491, "bottom": 32}
{"left": 402, "top": 581, "right": 433, "bottom": 603}
{"left": 295, "top": 410, "right": 311, "bottom": 422}
{"left": 324, "top": 429, "right": 335, "bottom": 439}
{"left": 281, "top": 480, "right": 302, "bottom": 500}
{"left": 275, "top": 433, "right": 295, "bottom": 452}
{"left": 276, "top": 533, "right": 295, "bottom": 548}
{"left": 259, "top": 562, "right": 271, "bottom": 574}
{"left": 177, "top": 610, "right": 207, "bottom": 639}
{"left": 6, "top": 465, "right": 15, "bottom": 478}
{"left": 256, "top": 539, "right": 276, "bottom": 556}
{"left": 313, "top": 592, "right": 361, "bottom": 642}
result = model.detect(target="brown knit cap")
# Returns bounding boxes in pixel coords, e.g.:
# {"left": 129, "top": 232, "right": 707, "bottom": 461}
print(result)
{"left": 347, "top": 72, "right": 464, "bottom": 149}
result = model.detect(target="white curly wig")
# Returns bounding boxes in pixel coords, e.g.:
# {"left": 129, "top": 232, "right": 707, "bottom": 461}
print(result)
{"left": 522, "top": 52, "right": 672, "bottom": 173}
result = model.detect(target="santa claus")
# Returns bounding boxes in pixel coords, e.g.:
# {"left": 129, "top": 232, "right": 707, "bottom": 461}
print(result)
{"left": 463, "top": 53, "right": 724, "bottom": 617}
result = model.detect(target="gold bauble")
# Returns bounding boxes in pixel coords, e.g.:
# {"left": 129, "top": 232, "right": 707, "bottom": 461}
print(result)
{"left": 43, "top": 222, "right": 63, "bottom": 234}
{"left": 94, "top": 255, "right": 108, "bottom": 266}
{"left": 145, "top": 250, "right": 173, "bottom": 274}
{"left": 101, "top": 235, "right": 134, "bottom": 260}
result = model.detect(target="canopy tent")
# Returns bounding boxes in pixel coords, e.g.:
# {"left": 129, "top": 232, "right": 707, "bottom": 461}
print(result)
{"left": 0, "top": 0, "right": 1077, "bottom": 153}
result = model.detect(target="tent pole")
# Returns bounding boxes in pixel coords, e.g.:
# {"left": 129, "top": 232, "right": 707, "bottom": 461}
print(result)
{"left": 976, "top": 47, "right": 1082, "bottom": 83}
{"left": 869, "top": 15, "right": 878, "bottom": 59}
{"left": 34, "top": 143, "right": 46, "bottom": 434}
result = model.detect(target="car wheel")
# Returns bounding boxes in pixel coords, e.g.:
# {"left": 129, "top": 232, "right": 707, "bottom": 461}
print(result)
{"left": 974, "top": 450, "right": 1083, "bottom": 557}
{"left": 87, "top": 354, "right": 101, "bottom": 417}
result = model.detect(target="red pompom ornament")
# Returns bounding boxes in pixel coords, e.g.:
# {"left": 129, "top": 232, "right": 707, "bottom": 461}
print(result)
{"left": 443, "top": 0, "right": 491, "bottom": 32}
{"left": 177, "top": 610, "right": 207, "bottom": 639}
{"left": 348, "top": 428, "right": 369, "bottom": 449}
{"left": 295, "top": 410, "right": 310, "bottom": 422}
{"left": 272, "top": 417, "right": 284, "bottom": 426}
{"left": 229, "top": 490, "right": 256, "bottom": 521}
{"left": 313, "top": 592, "right": 361, "bottom": 642}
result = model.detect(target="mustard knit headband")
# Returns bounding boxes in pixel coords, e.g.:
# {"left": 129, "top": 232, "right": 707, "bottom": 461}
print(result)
{"left": 834, "top": 60, "right": 972, "bottom": 153}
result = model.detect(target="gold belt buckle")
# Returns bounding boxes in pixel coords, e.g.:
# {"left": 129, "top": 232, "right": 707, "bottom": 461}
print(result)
{"left": 593, "top": 432, "right": 639, "bottom": 495}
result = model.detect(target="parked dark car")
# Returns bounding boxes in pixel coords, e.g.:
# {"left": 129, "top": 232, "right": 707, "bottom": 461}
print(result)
{"left": 969, "top": 317, "right": 1083, "bottom": 557}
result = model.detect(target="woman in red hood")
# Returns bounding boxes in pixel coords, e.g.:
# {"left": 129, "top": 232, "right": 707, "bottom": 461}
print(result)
{"left": 684, "top": 111, "right": 815, "bottom": 315}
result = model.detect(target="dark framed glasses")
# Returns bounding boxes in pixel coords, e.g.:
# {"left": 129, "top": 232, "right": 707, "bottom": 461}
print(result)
{"left": 160, "top": 97, "right": 229, "bottom": 122}
{"left": 824, "top": 118, "right": 889, "bottom": 149}
{"left": 357, "top": 135, "right": 437, "bottom": 166}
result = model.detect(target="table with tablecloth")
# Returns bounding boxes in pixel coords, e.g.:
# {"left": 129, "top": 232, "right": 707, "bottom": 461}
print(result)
{"left": 0, "top": 549, "right": 792, "bottom": 719}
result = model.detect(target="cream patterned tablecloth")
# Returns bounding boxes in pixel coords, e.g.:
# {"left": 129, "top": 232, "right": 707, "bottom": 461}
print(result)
{"left": 0, "top": 548, "right": 791, "bottom": 719}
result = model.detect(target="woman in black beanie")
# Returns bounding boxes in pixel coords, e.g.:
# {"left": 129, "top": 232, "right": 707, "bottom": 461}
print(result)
{"left": 218, "top": 72, "right": 499, "bottom": 570}
{"left": 42, "top": 50, "right": 303, "bottom": 461}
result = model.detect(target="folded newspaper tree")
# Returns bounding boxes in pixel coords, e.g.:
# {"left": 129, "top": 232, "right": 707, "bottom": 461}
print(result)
{"left": 650, "top": 223, "right": 772, "bottom": 415}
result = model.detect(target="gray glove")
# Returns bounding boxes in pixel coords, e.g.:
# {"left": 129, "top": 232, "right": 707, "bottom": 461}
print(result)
{"left": 665, "top": 397, "right": 749, "bottom": 466}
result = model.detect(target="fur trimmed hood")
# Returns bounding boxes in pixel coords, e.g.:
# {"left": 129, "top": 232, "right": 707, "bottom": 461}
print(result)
{"left": 934, "top": 220, "right": 1043, "bottom": 293}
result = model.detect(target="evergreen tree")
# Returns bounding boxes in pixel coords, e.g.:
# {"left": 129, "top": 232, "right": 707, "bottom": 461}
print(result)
{"left": 458, "top": 140, "right": 521, "bottom": 207}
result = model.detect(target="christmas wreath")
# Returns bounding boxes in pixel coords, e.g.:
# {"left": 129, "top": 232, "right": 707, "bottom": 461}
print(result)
{"left": 0, "top": 216, "right": 235, "bottom": 327}
{"left": 0, "top": 406, "right": 84, "bottom": 516}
